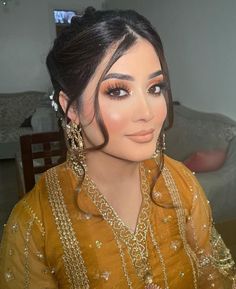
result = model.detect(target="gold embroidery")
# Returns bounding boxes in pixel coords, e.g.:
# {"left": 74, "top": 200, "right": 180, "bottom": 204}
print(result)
{"left": 83, "top": 164, "right": 166, "bottom": 289}
{"left": 112, "top": 233, "right": 133, "bottom": 288}
{"left": 83, "top": 164, "right": 152, "bottom": 280}
{"left": 170, "top": 240, "right": 181, "bottom": 251}
{"left": 8, "top": 248, "right": 15, "bottom": 256}
{"left": 95, "top": 240, "right": 102, "bottom": 249}
{"left": 23, "top": 218, "right": 34, "bottom": 289}
{"left": 162, "top": 165, "right": 198, "bottom": 289}
{"left": 182, "top": 164, "right": 236, "bottom": 284}
{"left": 46, "top": 168, "right": 89, "bottom": 289}
{"left": 181, "top": 165, "right": 212, "bottom": 251}
{"left": 100, "top": 271, "right": 111, "bottom": 281}
{"left": 210, "top": 226, "right": 236, "bottom": 277}
{"left": 11, "top": 223, "right": 18, "bottom": 233}
{"left": 36, "top": 251, "right": 44, "bottom": 260}
{"left": 149, "top": 222, "right": 169, "bottom": 289}
{"left": 5, "top": 269, "right": 15, "bottom": 282}
{"left": 22, "top": 199, "right": 45, "bottom": 237}
{"left": 162, "top": 215, "right": 172, "bottom": 224}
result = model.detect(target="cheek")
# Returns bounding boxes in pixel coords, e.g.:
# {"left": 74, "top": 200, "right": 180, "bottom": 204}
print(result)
{"left": 101, "top": 103, "right": 129, "bottom": 134}
{"left": 154, "top": 98, "right": 168, "bottom": 124}
{"left": 80, "top": 97, "right": 95, "bottom": 124}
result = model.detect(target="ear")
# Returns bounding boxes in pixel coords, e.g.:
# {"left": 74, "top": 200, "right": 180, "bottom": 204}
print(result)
{"left": 59, "top": 91, "right": 80, "bottom": 124}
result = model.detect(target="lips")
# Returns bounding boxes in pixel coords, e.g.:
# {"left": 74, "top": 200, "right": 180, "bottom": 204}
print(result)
{"left": 126, "top": 129, "right": 155, "bottom": 143}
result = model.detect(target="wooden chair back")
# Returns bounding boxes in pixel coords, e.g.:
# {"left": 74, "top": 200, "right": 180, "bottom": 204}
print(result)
{"left": 20, "top": 131, "right": 67, "bottom": 193}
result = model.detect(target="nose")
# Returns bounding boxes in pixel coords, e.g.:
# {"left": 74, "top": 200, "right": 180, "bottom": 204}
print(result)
{"left": 133, "top": 92, "right": 154, "bottom": 122}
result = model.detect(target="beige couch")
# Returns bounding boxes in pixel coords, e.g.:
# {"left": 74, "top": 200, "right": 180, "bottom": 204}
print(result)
{"left": 166, "top": 104, "right": 236, "bottom": 222}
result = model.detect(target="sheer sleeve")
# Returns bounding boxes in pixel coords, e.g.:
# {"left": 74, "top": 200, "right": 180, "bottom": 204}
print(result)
{"left": 183, "top": 168, "right": 236, "bottom": 289}
{"left": 0, "top": 197, "right": 58, "bottom": 289}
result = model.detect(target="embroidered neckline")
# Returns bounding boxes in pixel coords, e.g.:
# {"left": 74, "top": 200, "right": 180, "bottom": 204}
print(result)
{"left": 82, "top": 163, "right": 152, "bottom": 280}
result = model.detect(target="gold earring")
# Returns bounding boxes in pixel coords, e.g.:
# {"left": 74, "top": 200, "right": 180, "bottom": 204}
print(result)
{"left": 162, "top": 133, "right": 166, "bottom": 151}
{"left": 64, "top": 121, "right": 87, "bottom": 175}
{"left": 153, "top": 133, "right": 166, "bottom": 159}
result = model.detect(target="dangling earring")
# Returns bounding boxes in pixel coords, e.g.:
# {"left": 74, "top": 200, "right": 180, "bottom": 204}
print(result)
{"left": 153, "top": 133, "right": 166, "bottom": 159}
{"left": 162, "top": 133, "right": 166, "bottom": 151}
{"left": 63, "top": 120, "right": 87, "bottom": 176}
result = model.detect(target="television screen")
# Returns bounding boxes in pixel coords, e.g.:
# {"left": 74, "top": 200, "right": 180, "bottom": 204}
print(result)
{"left": 54, "top": 10, "right": 76, "bottom": 24}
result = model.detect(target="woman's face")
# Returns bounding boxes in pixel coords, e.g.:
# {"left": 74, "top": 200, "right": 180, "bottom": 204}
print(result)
{"left": 72, "top": 39, "right": 167, "bottom": 162}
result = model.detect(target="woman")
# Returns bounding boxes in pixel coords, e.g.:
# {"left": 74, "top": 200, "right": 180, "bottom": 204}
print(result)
{"left": 0, "top": 7, "right": 235, "bottom": 289}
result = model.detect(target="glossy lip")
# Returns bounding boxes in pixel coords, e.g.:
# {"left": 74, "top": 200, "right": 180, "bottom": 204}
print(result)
{"left": 126, "top": 129, "right": 155, "bottom": 143}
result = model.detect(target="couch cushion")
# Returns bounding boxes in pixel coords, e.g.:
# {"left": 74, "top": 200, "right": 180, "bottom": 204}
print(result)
{"left": 0, "top": 91, "right": 45, "bottom": 128}
{"left": 183, "top": 149, "right": 226, "bottom": 173}
{"left": 0, "top": 127, "right": 33, "bottom": 143}
{"left": 166, "top": 105, "right": 236, "bottom": 160}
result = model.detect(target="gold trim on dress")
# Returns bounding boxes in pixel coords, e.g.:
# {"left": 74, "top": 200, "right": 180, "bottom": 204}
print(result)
{"left": 23, "top": 218, "right": 34, "bottom": 289}
{"left": 162, "top": 166, "right": 198, "bottom": 289}
{"left": 83, "top": 165, "right": 151, "bottom": 278}
{"left": 46, "top": 168, "right": 90, "bottom": 289}
{"left": 83, "top": 164, "right": 165, "bottom": 288}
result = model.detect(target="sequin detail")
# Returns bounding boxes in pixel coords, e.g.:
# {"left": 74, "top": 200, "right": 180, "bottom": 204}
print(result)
{"left": 100, "top": 271, "right": 111, "bottom": 281}
{"left": 11, "top": 223, "right": 18, "bottom": 233}
{"left": 95, "top": 240, "right": 102, "bottom": 249}
{"left": 5, "top": 269, "right": 15, "bottom": 282}
{"left": 170, "top": 240, "right": 181, "bottom": 251}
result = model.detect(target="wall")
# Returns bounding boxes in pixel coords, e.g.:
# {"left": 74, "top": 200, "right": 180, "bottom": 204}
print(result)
{"left": 102, "top": 0, "right": 236, "bottom": 120}
{"left": 0, "top": 0, "right": 103, "bottom": 93}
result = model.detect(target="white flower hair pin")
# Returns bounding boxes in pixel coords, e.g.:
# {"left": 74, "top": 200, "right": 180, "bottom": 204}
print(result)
{"left": 49, "top": 92, "right": 58, "bottom": 112}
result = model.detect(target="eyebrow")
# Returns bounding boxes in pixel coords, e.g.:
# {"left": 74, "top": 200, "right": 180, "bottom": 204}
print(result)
{"left": 103, "top": 70, "right": 163, "bottom": 81}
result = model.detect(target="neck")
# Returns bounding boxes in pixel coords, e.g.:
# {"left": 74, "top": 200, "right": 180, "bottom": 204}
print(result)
{"left": 85, "top": 150, "right": 140, "bottom": 186}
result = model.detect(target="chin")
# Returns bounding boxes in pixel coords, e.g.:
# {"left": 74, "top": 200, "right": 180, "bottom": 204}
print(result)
{"left": 102, "top": 142, "right": 156, "bottom": 162}
{"left": 119, "top": 150, "right": 155, "bottom": 162}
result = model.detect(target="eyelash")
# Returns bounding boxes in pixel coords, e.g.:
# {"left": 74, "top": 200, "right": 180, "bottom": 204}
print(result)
{"left": 104, "top": 83, "right": 131, "bottom": 99}
{"left": 104, "top": 81, "right": 168, "bottom": 100}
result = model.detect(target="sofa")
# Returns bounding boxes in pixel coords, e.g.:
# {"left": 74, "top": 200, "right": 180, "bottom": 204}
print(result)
{"left": 0, "top": 91, "right": 58, "bottom": 159}
{"left": 165, "top": 104, "right": 236, "bottom": 222}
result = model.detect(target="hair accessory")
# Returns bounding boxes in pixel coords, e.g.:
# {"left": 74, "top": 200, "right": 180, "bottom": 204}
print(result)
{"left": 64, "top": 121, "right": 87, "bottom": 175}
{"left": 49, "top": 91, "right": 58, "bottom": 112}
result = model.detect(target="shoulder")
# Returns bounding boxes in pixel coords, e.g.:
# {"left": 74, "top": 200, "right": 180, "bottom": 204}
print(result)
{"left": 3, "top": 174, "right": 48, "bottom": 239}
{"left": 3, "top": 162, "right": 72, "bottom": 237}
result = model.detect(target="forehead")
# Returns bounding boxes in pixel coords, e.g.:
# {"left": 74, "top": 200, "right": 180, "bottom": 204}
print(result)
{"left": 107, "top": 38, "right": 161, "bottom": 75}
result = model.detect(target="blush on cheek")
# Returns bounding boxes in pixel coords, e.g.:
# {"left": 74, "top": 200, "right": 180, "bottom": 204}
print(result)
{"left": 80, "top": 105, "right": 95, "bottom": 125}
{"left": 157, "top": 100, "right": 168, "bottom": 123}
{"left": 102, "top": 110, "right": 129, "bottom": 134}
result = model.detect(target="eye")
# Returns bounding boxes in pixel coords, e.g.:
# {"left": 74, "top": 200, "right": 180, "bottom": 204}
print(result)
{"left": 108, "top": 88, "right": 128, "bottom": 97}
{"left": 104, "top": 83, "right": 131, "bottom": 99}
{"left": 149, "top": 85, "right": 161, "bottom": 95}
{"left": 148, "top": 82, "right": 167, "bottom": 96}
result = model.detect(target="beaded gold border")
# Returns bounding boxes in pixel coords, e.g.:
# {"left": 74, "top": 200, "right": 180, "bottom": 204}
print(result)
{"left": 83, "top": 164, "right": 151, "bottom": 280}
{"left": 162, "top": 166, "right": 198, "bottom": 289}
{"left": 22, "top": 199, "right": 45, "bottom": 237}
{"left": 46, "top": 168, "right": 89, "bottom": 289}
{"left": 23, "top": 218, "right": 34, "bottom": 289}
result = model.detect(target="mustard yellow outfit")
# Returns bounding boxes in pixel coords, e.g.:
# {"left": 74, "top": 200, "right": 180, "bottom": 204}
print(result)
{"left": 0, "top": 156, "right": 235, "bottom": 289}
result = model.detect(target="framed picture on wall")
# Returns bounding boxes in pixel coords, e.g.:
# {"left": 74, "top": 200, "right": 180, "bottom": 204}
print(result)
{"left": 53, "top": 9, "right": 77, "bottom": 35}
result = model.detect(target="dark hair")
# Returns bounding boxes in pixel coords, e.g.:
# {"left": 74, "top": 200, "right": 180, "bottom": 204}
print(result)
{"left": 46, "top": 7, "right": 173, "bottom": 200}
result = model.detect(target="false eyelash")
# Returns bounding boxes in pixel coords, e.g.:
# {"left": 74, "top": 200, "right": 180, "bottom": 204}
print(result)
{"left": 104, "top": 82, "right": 131, "bottom": 97}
